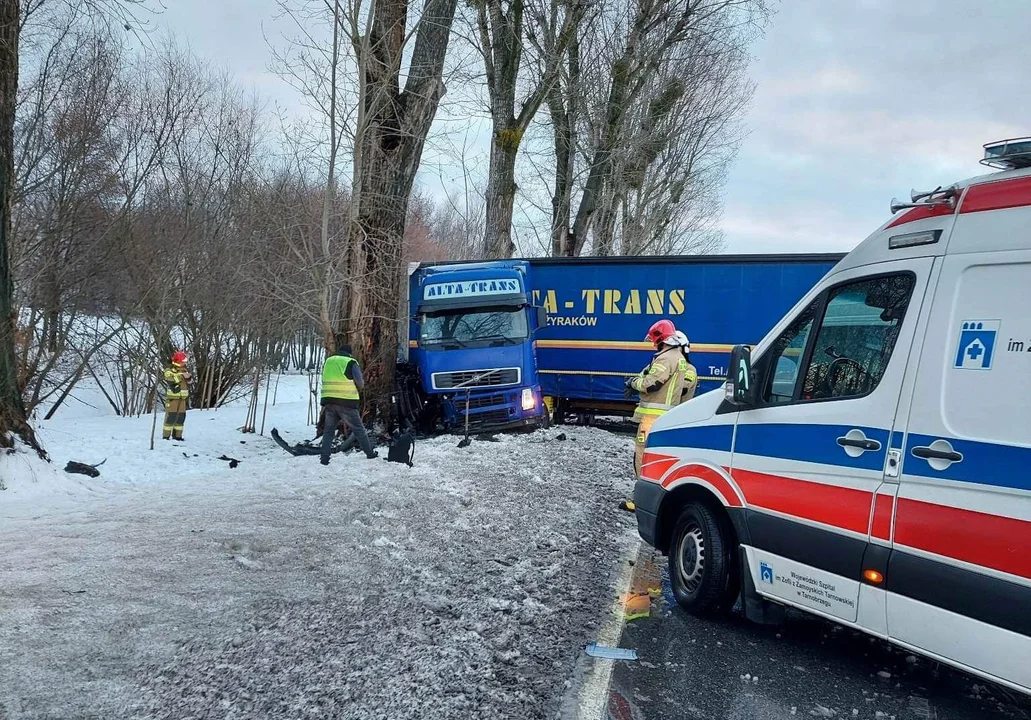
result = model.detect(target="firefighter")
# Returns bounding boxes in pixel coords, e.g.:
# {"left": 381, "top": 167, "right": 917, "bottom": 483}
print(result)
{"left": 673, "top": 330, "right": 699, "bottom": 404}
{"left": 162, "top": 351, "right": 191, "bottom": 441}
{"left": 320, "top": 343, "right": 378, "bottom": 466}
{"left": 625, "top": 319, "right": 690, "bottom": 477}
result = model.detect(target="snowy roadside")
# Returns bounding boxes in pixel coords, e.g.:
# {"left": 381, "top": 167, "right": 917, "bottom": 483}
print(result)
{"left": 0, "top": 388, "right": 640, "bottom": 719}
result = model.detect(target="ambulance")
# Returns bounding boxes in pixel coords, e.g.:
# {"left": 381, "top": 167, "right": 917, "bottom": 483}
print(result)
{"left": 634, "top": 138, "right": 1031, "bottom": 695}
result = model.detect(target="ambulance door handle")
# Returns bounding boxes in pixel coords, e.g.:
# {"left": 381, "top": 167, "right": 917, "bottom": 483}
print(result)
{"left": 836, "top": 429, "right": 881, "bottom": 457}
{"left": 911, "top": 439, "right": 963, "bottom": 470}
{"left": 837, "top": 437, "right": 880, "bottom": 451}
{"left": 912, "top": 446, "right": 961, "bottom": 462}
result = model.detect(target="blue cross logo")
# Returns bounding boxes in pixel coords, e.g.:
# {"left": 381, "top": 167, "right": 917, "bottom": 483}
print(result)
{"left": 954, "top": 320, "right": 1000, "bottom": 370}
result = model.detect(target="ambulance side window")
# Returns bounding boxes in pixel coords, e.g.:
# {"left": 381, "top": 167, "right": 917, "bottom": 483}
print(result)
{"left": 798, "top": 273, "right": 915, "bottom": 402}
{"left": 761, "top": 300, "right": 821, "bottom": 404}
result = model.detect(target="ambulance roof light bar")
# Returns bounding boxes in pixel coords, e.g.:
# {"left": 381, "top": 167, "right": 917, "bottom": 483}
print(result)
{"left": 981, "top": 137, "right": 1031, "bottom": 170}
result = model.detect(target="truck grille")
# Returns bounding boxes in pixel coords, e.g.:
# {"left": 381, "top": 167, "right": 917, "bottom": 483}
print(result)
{"left": 466, "top": 409, "right": 515, "bottom": 426}
{"left": 432, "top": 367, "right": 520, "bottom": 390}
{"left": 460, "top": 393, "right": 512, "bottom": 410}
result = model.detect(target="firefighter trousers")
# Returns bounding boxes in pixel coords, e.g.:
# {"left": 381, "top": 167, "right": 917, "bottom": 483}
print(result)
{"left": 634, "top": 414, "right": 660, "bottom": 477}
{"left": 163, "top": 397, "right": 187, "bottom": 440}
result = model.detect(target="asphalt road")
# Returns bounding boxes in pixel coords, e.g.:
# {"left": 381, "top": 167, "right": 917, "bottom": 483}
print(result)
{"left": 605, "top": 548, "right": 1031, "bottom": 720}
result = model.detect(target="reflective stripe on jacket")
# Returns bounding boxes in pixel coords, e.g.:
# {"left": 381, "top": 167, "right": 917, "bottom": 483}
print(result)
{"left": 163, "top": 367, "right": 189, "bottom": 400}
{"left": 630, "top": 346, "right": 689, "bottom": 421}
{"left": 681, "top": 363, "right": 699, "bottom": 403}
{"left": 321, "top": 355, "right": 360, "bottom": 402}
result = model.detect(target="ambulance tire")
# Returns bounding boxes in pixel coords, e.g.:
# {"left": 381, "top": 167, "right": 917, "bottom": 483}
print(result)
{"left": 668, "top": 502, "right": 738, "bottom": 616}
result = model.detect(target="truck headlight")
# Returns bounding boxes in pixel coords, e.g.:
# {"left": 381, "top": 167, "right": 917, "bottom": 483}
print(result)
{"left": 521, "top": 388, "right": 536, "bottom": 411}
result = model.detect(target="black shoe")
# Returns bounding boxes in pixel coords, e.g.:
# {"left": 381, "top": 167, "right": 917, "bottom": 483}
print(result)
{"left": 162, "top": 437, "right": 170, "bottom": 441}
{"left": 366, "top": 450, "right": 379, "bottom": 459}
{"left": 320, "top": 458, "right": 330, "bottom": 466}
{"left": 173, "top": 437, "right": 185, "bottom": 443}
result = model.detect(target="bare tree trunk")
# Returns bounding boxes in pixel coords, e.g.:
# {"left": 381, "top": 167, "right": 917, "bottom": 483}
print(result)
{"left": 484, "top": 130, "right": 519, "bottom": 259}
{"left": 341, "top": 0, "right": 458, "bottom": 421}
{"left": 477, "top": 0, "right": 583, "bottom": 259}
{"left": 549, "top": 37, "right": 578, "bottom": 257}
{"left": 0, "top": 0, "right": 36, "bottom": 450}
{"left": 594, "top": 188, "right": 618, "bottom": 256}
{"left": 319, "top": 0, "right": 342, "bottom": 353}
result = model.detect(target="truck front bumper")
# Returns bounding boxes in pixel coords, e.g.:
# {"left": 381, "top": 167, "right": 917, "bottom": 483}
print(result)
{"left": 633, "top": 479, "right": 666, "bottom": 549}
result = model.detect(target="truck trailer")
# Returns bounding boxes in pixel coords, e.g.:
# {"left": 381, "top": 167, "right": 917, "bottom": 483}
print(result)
{"left": 403, "top": 254, "right": 844, "bottom": 432}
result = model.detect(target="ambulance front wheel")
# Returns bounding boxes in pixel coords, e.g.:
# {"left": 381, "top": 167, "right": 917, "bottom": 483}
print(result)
{"left": 669, "top": 502, "right": 739, "bottom": 616}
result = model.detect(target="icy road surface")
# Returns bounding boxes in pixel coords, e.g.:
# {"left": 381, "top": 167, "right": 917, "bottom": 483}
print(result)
{"left": 0, "top": 388, "right": 638, "bottom": 719}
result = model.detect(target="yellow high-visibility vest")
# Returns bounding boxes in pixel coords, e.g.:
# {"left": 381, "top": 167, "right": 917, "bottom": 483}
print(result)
{"left": 321, "top": 355, "right": 360, "bottom": 402}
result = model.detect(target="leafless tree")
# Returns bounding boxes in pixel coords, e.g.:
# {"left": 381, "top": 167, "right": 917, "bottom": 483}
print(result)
{"left": 336, "top": 0, "right": 459, "bottom": 420}
{"left": 0, "top": 0, "right": 154, "bottom": 448}
{"left": 546, "top": 0, "right": 767, "bottom": 257}
{"left": 470, "top": 0, "right": 585, "bottom": 259}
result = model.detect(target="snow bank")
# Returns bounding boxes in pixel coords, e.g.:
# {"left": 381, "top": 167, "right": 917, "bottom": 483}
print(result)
{"left": 0, "top": 379, "right": 640, "bottom": 719}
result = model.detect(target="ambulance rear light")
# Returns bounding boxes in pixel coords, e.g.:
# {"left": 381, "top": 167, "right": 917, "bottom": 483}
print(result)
{"left": 981, "top": 137, "right": 1031, "bottom": 170}
{"left": 888, "top": 229, "right": 941, "bottom": 250}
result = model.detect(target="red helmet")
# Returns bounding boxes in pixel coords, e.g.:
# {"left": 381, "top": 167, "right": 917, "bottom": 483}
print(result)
{"left": 171, "top": 351, "right": 188, "bottom": 366}
{"left": 646, "top": 319, "right": 676, "bottom": 348}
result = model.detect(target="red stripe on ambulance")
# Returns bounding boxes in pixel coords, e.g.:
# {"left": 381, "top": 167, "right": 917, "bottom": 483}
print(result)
{"left": 885, "top": 202, "right": 955, "bottom": 228}
{"left": 959, "top": 175, "right": 1031, "bottom": 214}
{"left": 660, "top": 464, "right": 743, "bottom": 507}
{"left": 640, "top": 453, "right": 680, "bottom": 482}
{"left": 870, "top": 493, "right": 894, "bottom": 541}
{"left": 732, "top": 469, "right": 872, "bottom": 534}
{"left": 894, "top": 498, "right": 1031, "bottom": 581}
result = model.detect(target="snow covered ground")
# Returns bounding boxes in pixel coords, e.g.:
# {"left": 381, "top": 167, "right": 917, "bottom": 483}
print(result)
{"left": 0, "top": 377, "right": 640, "bottom": 719}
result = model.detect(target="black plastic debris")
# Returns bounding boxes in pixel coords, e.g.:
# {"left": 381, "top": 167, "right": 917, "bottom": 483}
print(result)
{"left": 64, "top": 460, "right": 103, "bottom": 478}
{"left": 218, "top": 455, "right": 241, "bottom": 469}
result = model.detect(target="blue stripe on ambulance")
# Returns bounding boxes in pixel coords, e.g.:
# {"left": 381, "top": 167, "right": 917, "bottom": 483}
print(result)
{"left": 648, "top": 422, "right": 1030, "bottom": 493}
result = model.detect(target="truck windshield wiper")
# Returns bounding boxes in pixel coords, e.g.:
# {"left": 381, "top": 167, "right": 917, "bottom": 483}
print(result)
{"left": 476, "top": 335, "right": 518, "bottom": 346}
{"left": 439, "top": 338, "right": 470, "bottom": 348}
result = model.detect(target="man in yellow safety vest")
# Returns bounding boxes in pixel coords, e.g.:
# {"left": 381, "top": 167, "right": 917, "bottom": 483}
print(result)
{"left": 320, "top": 343, "right": 378, "bottom": 466}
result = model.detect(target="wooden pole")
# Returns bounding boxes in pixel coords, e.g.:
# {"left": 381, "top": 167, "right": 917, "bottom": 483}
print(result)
{"left": 259, "top": 367, "right": 271, "bottom": 435}
{"left": 149, "top": 372, "right": 160, "bottom": 450}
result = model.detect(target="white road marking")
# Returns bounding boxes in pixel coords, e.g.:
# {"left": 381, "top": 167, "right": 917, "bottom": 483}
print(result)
{"left": 575, "top": 536, "right": 641, "bottom": 720}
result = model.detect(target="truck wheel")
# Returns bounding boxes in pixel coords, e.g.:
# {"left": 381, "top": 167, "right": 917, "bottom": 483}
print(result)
{"left": 668, "top": 502, "right": 738, "bottom": 616}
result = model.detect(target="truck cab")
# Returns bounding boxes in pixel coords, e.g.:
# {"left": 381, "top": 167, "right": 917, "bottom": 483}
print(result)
{"left": 634, "top": 138, "right": 1031, "bottom": 697}
{"left": 407, "top": 261, "right": 548, "bottom": 431}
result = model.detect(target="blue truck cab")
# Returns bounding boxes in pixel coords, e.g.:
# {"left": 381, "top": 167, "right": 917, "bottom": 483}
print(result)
{"left": 406, "top": 261, "right": 549, "bottom": 431}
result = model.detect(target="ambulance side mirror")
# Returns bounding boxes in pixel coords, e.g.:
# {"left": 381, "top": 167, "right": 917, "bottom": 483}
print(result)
{"left": 725, "top": 345, "right": 756, "bottom": 407}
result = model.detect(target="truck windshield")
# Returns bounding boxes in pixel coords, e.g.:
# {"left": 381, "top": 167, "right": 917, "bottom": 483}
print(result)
{"left": 420, "top": 306, "right": 528, "bottom": 347}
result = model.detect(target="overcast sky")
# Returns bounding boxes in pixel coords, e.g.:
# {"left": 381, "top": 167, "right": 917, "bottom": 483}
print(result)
{"left": 159, "top": 0, "right": 1031, "bottom": 255}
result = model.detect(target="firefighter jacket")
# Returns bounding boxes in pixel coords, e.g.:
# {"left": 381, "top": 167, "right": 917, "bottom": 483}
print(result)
{"left": 630, "top": 346, "right": 691, "bottom": 421}
{"left": 163, "top": 366, "right": 190, "bottom": 400}
{"left": 681, "top": 361, "right": 699, "bottom": 403}
{"left": 321, "top": 354, "right": 361, "bottom": 408}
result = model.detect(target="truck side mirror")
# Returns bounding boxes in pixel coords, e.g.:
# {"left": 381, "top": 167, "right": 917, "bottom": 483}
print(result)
{"left": 725, "top": 344, "right": 756, "bottom": 407}
{"left": 535, "top": 306, "right": 548, "bottom": 329}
